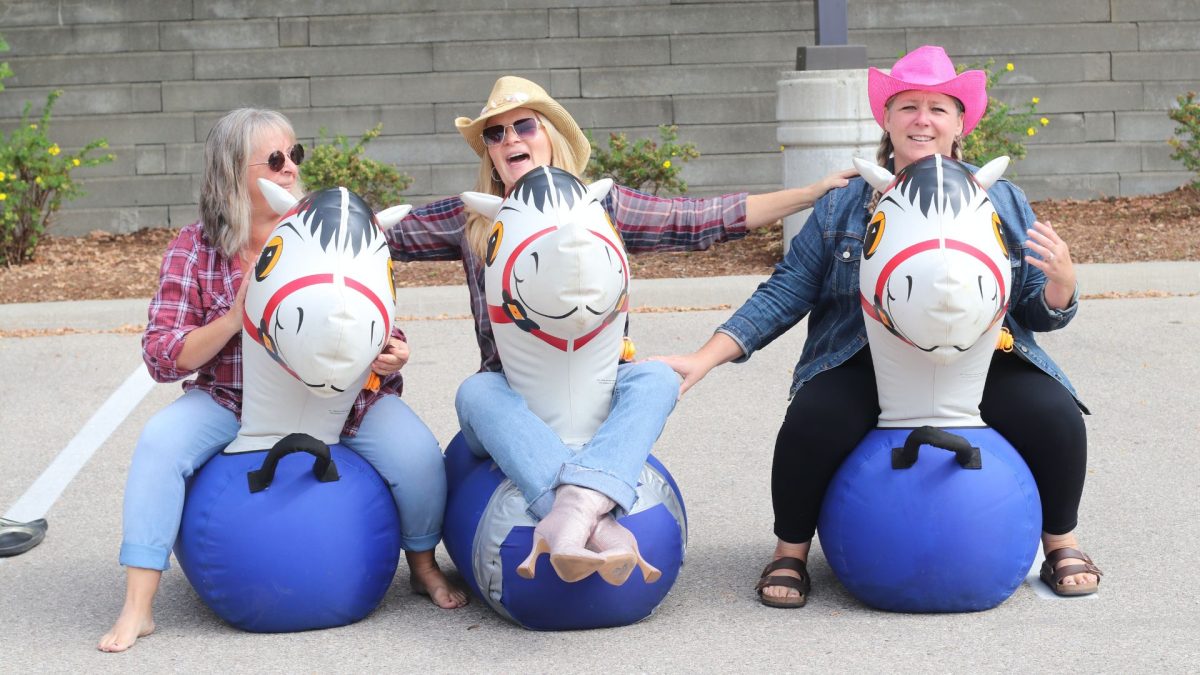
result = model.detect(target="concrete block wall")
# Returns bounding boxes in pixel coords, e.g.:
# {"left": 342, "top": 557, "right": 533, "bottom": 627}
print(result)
{"left": 0, "top": 0, "right": 1197, "bottom": 236}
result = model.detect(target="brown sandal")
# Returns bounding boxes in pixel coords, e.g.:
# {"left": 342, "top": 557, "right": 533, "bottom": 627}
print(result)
{"left": 1040, "top": 547, "right": 1103, "bottom": 597}
{"left": 755, "top": 557, "right": 810, "bottom": 608}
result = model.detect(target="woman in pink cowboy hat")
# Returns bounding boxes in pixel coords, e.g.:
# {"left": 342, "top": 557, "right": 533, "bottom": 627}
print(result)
{"left": 383, "top": 75, "right": 853, "bottom": 586}
{"left": 659, "top": 45, "right": 1101, "bottom": 607}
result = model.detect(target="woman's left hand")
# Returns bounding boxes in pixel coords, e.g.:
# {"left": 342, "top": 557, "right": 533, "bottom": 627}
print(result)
{"left": 1024, "top": 220, "right": 1077, "bottom": 310}
{"left": 372, "top": 337, "right": 410, "bottom": 376}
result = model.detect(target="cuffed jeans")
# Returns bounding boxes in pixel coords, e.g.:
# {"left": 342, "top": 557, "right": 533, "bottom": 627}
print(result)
{"left": 119, "top": 389, "right": 445, "bottom": 571}
{"left": 455, "top": 360, "right": 679, "bottom": 520}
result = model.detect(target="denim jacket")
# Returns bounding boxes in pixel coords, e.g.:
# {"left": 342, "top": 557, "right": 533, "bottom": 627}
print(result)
{"left": 717, "top": 172, "right": 1088, "bottom": 413}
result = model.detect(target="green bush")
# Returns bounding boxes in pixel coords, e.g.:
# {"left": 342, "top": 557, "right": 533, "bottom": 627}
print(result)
{"left": 584, "top": 124, "right": 700, "bottom": 196}
{"left": 0, "top": 35, "right": 13, "bottom": 90}
{"left": 958, "top": 59, "right": 1049, "bottom": 167}
{"left": 0, "top": 89, "right": 115, "bottom": 265}
{"left": 1168, "top": 91, "right": 1200, "bottom": 189}
{"left": 299, "top": 124, "right": 412, "bottom": 211}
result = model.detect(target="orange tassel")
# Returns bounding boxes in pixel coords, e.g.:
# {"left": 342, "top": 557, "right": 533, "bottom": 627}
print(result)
{"left": 620, "top": 336, "right": 637, "bottom": 362}
{"left": 364, "top": 372, "right": 381, "bottom": 392}
{"left": 995, "top": 327, "right": 1014, "bottom": 353}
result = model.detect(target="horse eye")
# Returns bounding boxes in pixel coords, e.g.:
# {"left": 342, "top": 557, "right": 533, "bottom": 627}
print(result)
{"left": 991, "top": 212, "right": 1009, "bottom": 258}
{"left": 255, "top": 235, "right": 284, "bottom": 281}
{"left": 864, "top": 211, "right": 886, "bottom": 259}
{"left": 485, "top": 221, "right": 504, "bottom": 267}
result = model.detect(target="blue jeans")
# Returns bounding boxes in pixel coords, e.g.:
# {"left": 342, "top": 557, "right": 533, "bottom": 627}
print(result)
{"left": 455, "top": 360, "right": 679, "bottom": 519}
{"left": 119, "top": 389, "right": 445, "bottom": 571}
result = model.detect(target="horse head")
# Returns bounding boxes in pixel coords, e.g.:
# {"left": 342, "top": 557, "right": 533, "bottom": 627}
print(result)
{"left": 246, "top": 179, "right": 409, "bottom": 395}
{"left": 854, "top": 154, "right": 1011, "bottom": 364}
{"left": 464, "top": 166, "right": 626, "bottom": 352}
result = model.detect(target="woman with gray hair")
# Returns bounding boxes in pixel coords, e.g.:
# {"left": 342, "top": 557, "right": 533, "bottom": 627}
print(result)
{"left": 98, "top": 108, "right": 464, "bottom": 653}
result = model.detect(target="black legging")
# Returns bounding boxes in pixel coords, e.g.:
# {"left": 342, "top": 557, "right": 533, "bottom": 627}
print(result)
{"left": 771, "top": 347, "right": 1087, "bottom": 543}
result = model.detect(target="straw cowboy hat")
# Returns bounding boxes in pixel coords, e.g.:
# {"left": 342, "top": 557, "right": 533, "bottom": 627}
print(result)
{"left": 867, "top": 45, "right": 988, "bottom": 136}
{"left": 455, "top": 76, "right": 591, "bottom": 174}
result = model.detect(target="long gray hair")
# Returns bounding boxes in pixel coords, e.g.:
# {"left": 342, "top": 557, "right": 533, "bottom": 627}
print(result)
{"left": 199, "top": 108, "right": 298, "bottom": 258}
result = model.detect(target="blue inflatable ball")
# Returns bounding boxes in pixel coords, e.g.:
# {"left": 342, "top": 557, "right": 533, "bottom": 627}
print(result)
{"left": 174, "top": 434, "right": 401, "bottom": 633}
{"left": 442, "top": 432, "right": 687, "bottom": 630}
{"left": 817, "top": 426, "right": 1041, "bottom": 613}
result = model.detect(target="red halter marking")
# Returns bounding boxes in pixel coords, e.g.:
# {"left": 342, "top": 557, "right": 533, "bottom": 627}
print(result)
{"left": 487, "top": 223, "right": 630, "bottom": 353}
{"left": 859, "top": 238, "right": 1009, "bottom": 336}
{"left": 243, "top": 272, "right": 391, "bottom": 381}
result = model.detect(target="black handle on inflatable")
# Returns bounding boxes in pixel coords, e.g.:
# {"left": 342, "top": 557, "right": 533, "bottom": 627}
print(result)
{"left": 246, "top": 433, "right": 341, "bottom": 493}
{"left": 891, "top": 426, "right": 982, "bottom": 470}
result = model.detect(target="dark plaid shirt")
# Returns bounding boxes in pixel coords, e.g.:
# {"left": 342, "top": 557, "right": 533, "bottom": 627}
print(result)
{"left": 385, "top": 185, "right": 749, "bottom": 372}
{"left": 142, "top": 221, "right": 403, "bottom": 436}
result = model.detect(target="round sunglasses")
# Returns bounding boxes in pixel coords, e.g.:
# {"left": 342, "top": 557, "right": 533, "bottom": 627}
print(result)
{"left": 481, "top": 117, "right": 540, "bottom": 147}
{"left": 251, "top": 143, "right": 304, "bottom": 172}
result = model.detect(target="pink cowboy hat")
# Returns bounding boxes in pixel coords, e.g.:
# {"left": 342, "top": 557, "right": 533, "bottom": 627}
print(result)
{"left": 868, "top": 45, "right": 988, "bottom": 136}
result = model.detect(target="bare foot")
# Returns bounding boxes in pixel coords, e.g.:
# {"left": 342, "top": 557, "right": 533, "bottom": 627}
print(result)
{"left": 406, "top": 550, "right": 469, "bottom": 609}
{"left": 759, "top": 539, "right": 811, "bottom": 604}
{"left": 1042, "top": 531, "right": 1101, "bottom": 589}
{"left": 98, "top": 607, "right": 155, "bottom": 652}
{"left": 98, "top": 567, "right": 161, "bottom": 652}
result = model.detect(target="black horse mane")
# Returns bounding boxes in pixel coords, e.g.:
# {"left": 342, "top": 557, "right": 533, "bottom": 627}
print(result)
{"left": 294, "top": 188, "right": 379, "bottom": 256}
{"left": 508, "top": 166, "right": 587, "bottom": 214}
{"left": 891, "top": 155, "right": 981, "bottom": 218}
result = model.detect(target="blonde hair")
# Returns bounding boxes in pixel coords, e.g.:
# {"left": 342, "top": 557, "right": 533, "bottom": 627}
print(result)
{"left": 868, "top": 94, "right": 965, "bottom": 212}
{"left": 199, "top": 108, "right": 298, "bottom": 258}
{"left": 464, "top": 113, "right": 584, "bottom": 258}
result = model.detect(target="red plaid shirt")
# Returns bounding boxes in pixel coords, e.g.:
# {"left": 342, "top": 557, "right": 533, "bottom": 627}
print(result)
{"left": 385, "top": 185, "right": 748, "bottom": 372}
{"left": 142, "top": 221, "right": 403, "bottom": 436}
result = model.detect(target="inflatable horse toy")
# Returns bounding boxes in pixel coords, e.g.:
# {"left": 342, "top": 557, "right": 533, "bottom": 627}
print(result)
{"left": 817, "top": 154, "right": 1042, "bottom": 612}
{"left": 442, "top": 167, "right": 687, "bottom": 630}
{"left": 173, "top": 181, "right": 414, "bottom": 633}
{"left": 463, "top": 166, "right": 629, "bottom": 446}
{"left": 226, "top": 179, "right": 410, "bottom": 453}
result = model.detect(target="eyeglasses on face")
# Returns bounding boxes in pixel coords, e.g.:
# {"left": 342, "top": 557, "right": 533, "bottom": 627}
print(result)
{"left": 481, "top": 117, "right": 540, "bottom": 147}
{"left": 251, "top": 143, "right": 304, "bottom": 172}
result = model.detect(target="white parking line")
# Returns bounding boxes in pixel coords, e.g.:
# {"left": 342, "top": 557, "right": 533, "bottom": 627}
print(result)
{"left": 3, "top": 366, "right": 154, "bottom": 523}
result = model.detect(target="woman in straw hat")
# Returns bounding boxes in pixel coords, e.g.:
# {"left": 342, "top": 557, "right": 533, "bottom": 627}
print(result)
{"left": 658, "top": 46, "right": 1101, "bottom": 607}
{"left": 385, "top": 75, "right": 852, "bottom": 584}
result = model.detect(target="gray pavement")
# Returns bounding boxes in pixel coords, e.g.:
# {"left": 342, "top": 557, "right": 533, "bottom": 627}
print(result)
{"left": 1, "top": 263, "right": 1198, "bottom": 672}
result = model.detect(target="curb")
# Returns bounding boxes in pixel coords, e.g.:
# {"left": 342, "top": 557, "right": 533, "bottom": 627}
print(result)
{"left": 1, "top": 263, "right": 1197, "bottom": 332}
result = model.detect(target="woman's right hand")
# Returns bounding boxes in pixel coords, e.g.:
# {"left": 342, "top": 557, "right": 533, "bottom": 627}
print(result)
{"left": 652, "top": 353, "right": 715, "bottom": 398}
{"left": 649, "top": 332, "right": 746, "bottom": 398}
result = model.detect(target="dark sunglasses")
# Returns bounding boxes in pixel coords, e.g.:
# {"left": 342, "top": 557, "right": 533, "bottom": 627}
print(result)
{"left": 251, "top": 143, "right": 304, "bottom": 172}
{"left": 481, "top": 117, "right": 540, "bottom": 147}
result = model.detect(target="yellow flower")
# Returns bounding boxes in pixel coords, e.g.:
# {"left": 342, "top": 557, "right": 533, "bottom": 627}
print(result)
{"left": 73, "top": 158, "right": 81, "bottom": 166}
{"left": 35, "top": 176, "right": 43, "bottom": 184}
{"left": 0, "top": 193, "right": 6, "bottom": 201}
{"left": 48, "top": 144, "right": 61, "bottom": 156}
{"left": 1031, "top": 97, "right": 1040, "bottom": 104}
{"left": 1026, "top": 127, "right": 1036, "bottom": 136}
{"left": 0, "top": 171, "right": 5, "bottom": 181}
{"left": 29, "top": 123, "right": 37, "bottom": 130}
{"left": 780, "top": 145, "right": 785, "bottom": 152}
{"left": 1005, "top": 63, "right": 1014, "bottom": 71}
{"left": 662, "top": 160, "right": 672, "bottom": 169}
{"left": 1040, "top": 117, "right": 1050, "bottom": 126}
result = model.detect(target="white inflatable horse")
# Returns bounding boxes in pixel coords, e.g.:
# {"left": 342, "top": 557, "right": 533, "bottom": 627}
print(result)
{"left": 224, "top": 179, "right": 411, "bottom": 454}
{"left": 462, "top": 167, "right": 627, "bottom": 446}
{"left": 852, "top": 154, "right": 1011, "bottom": 426}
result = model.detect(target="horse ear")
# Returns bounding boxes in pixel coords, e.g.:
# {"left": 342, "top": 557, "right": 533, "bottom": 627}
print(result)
{"left": 973, "top": 156, "right": 1010, "bottom": 190}
{"left": 853, "top": 157, "right": 894, "bottom": 193}
{"left": 461, "top": 191, "right": 504, "bottom": 220}
{"left": 583, "top": 178, "right": 614, "bottom": 203}
{"left": 257, "top": 178, "right": 298, "bottom": 216}
{"left": 374, "top": 204, "right": 411, "bottom": 230}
